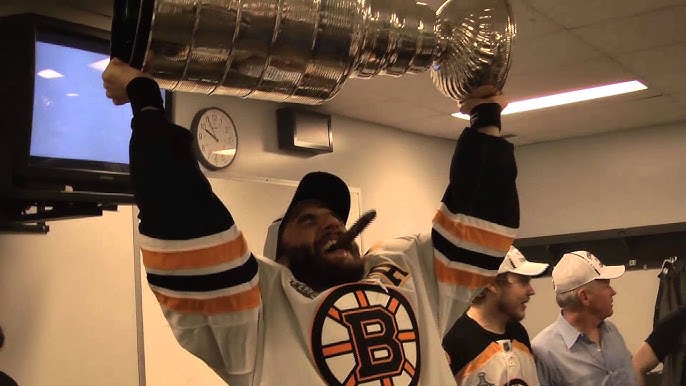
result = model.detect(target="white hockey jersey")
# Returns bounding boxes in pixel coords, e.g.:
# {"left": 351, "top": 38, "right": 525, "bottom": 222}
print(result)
{"left": 444, "top": 314, "right": 539, "bottom": 386}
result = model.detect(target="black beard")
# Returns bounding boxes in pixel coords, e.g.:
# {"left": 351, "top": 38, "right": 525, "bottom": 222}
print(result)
{"left": 281, "top": 244, "right": 365, "bottom": 292}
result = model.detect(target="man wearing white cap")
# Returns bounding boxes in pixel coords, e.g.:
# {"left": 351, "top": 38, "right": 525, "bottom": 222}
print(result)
{"left": 531, "top": 251, "right": 637, "bottom": 386}
{"left": 443, "top": 246, "right": 548, "bottom": 386}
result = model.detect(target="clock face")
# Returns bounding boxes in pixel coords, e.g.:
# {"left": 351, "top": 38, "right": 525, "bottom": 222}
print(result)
{"left": 191, "top": 107, "right": 238, "bottom": 170}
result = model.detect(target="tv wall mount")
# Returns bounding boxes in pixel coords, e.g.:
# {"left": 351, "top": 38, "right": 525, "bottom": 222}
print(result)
{"left": 0, "top": 199, "right": 118, "bottom": 234}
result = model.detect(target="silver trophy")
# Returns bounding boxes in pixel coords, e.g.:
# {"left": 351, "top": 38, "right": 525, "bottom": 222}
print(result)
{"left": 111, "top": 0, "right": 515, "bottom": 103}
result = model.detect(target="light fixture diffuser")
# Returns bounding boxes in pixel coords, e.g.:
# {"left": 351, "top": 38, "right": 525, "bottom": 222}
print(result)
{"left": 452, "top": 80, "right": 648, "bottom": 120}
{"left": 37, "top": 69, "right": 64, "bottom": 79}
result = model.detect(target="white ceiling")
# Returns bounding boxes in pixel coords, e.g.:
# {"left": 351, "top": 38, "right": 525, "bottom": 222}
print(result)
{"left": 15, "top": 0, "right": 686, "bottom": 145}
{"left": 315, "top": 0, "right": 686, "bottom": 144}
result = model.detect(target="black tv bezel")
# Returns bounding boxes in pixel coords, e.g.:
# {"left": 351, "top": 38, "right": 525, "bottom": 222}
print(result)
{"left": 0, "top": 14, "right": 171, "bottom": 203}
{"left": 19, "top": 16, "right": 132, "bottom": 192}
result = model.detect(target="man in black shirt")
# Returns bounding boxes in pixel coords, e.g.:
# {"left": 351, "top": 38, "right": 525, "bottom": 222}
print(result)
{"left": 443, "top": 246, "right": 548, "bottom": 386}
{"left": 633, "top": 306, "right": 686, "bottom": 386}
{"left": 0, "top": 327, "right": 19, "bottom": 386}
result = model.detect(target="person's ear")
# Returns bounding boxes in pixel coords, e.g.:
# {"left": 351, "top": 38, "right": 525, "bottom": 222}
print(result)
{"left": 578, "top": 288, "right": 591, "bottom": 306}
{"left": 485, "top": 282, "right": 499, "bottom": 296}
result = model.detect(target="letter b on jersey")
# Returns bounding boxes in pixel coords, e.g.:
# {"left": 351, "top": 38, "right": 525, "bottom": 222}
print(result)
{"left": 342, "top": 306, "right": 402, "bottom": 380}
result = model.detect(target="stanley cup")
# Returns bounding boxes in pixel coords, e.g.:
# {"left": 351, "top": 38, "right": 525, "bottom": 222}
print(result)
{"left": 111, "top": 0, "right": 515, "bottom": 104}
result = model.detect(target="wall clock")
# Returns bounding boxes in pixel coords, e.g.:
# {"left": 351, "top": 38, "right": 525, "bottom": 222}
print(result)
{"left": 190, "top": 107, "right": 238, "bottom": 170}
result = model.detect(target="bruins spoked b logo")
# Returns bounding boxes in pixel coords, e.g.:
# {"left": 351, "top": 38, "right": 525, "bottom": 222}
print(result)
{"left": 312, "top": 283, "right": 420, "bottom": 386}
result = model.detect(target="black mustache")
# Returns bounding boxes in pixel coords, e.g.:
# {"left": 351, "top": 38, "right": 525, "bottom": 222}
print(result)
{"left": 326, "top": 210, "right": 377, "bottom": 252}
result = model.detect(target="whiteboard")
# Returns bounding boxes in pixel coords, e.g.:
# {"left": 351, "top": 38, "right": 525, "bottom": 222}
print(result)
{"left": 132, "top": 175, "right": 362, "bottom": 386}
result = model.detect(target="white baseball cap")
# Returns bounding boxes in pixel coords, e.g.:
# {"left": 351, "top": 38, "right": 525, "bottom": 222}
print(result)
{"left": 498, "top": 246, "right": 549, "bottom": 276}
{"left": 552, "top": 251, "right": 625, "bottom": 293}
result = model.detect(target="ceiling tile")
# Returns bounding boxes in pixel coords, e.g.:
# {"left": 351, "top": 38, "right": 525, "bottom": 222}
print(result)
{"left": 524, "top": 0, "right": 685, "bottom": 28}
{"left": 506, "top": 56, "right": 638, "bottom": 100}
{"left": 322, "top": 72, "right": 460, "bottom": 115}
{"left": 318, "top": 83, "right": 394, "bottom": 111}
{"left": 510, "top": 0, "right": 565, "bottom": 39}
{"left": 617, "top": 43, "right": 686, "bottom": 78}
{"left": 394, "top": 114, "right": 468, "bottom": 140}
{"left": 641, "top": 71, "right": 686, "bottom": 96}
{"left": 508, "top": 31, "right": 604, "bottom": 75}
{"left": 505, "top": 94, "right": 686, "bottom": 144}
{"left": 572, "top": 5, "right": 686, "bottom": 55}
{"left": 322, "top": 99, "right": 443, "bottom": 129}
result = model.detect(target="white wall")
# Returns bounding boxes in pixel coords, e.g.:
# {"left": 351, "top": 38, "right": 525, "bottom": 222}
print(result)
{"left": 515, "top": 122, "right": 686, "bottom": 238}
{"left": 514, "top": 122, "right": 686, "bottom": 352}
{"left": 0, "top": 208, "right": 140, "bottom": 386}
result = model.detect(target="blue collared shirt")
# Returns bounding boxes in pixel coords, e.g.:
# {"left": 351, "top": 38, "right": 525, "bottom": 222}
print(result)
{"left": 531, "top": 313, "right": 638, "bottom": 386}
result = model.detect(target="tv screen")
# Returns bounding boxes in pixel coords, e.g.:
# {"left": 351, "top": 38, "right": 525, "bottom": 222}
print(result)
{"left": 0, "top": 14, "right": 169, "bottom": 204}
{"left": 31, "top": 40, "right": 132, "bottom": 170}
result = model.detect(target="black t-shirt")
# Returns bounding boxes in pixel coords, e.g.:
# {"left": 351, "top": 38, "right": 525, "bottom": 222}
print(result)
{"left": 0, "top": 371, "right": 18, "bottom": 386}
{"left": 646, "top": 306, "right": 686, "bottom": 361}
{"left": 646, "top": 306, "right": 686, "bottom": 386}
{"left": 443, "top": 313, "right": 533, "bottom": 376}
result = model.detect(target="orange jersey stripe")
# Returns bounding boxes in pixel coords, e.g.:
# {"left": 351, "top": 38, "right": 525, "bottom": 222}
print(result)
{"left": 322, "top": 342, "right": 354, "bottom": 357}
{"left": 152, "top": 284, "right": 260, "bottom": 315}
{"left": 328, "top": 308, "right": 342, "bottom": 322}
{"left": 388, "top": 298, "right": 400, "bottom": 314}
{"left": 403, "top": 361, "right": 416, "bottom": 377}
{"left": 433, "top": 210, "right": 513, "bottom": 253}
{"left": 512, "top": 340, "right": 534, "bottom": 359}
{"left": 355, "top": 291, "right": 369, "bottom": 307}
{"left": 398, "top": 331, "right": 416, "bottom": 342}
{"left": 434, "top": 258, "right": 494, "bottom": 289}
{"left": 142, "top": 233, "right": 248, "bottom": 270}
{"left": 455, "top": 342, "right": 500, "bottom": 381}
{"left": 344, "top": 374, "right": 356, "bottom": 386}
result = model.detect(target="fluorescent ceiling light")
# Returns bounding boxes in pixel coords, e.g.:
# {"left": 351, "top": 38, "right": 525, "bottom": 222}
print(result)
{"left": 452, "top": 80, "right": 648, "bottom": 120}
{"left": 89, "top": 58, "right": 110, "bottom": 72}
{"left": 66, "top": 93, "right": 79, "bottom": 97}
{"left": 37, "top": 69, "right": 64, "bottom": 79}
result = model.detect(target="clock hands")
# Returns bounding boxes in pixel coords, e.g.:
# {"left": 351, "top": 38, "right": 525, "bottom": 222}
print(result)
{"left": 203, "top": 116, "right": 219, "bottom": 142}
{"left": 203, "top": 127, "right": 219, "bottom": 142}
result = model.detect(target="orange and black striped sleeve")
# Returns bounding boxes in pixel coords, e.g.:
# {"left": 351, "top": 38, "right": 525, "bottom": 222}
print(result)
{"left": 432, "top": 126, "right": 519, "bottom": 294}
{"left": 127, "top": 77, "right": 261, "bottom": 317}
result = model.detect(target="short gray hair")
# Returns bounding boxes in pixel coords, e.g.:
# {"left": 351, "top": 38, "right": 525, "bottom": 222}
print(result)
{"left": 556, "top": 287, "right": 583, "bottom": 309}
{"left": 556, "top": 281, "right": 599, "bottom": 309}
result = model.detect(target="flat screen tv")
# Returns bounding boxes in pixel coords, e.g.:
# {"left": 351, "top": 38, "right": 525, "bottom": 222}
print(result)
{"left": 0, "top": 14, "right": 168, "bottom": 204}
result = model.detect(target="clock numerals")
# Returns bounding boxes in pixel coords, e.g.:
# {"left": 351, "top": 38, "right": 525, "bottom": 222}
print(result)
{"left": 193, "top": 107, "right": 237, "bottom": 170}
